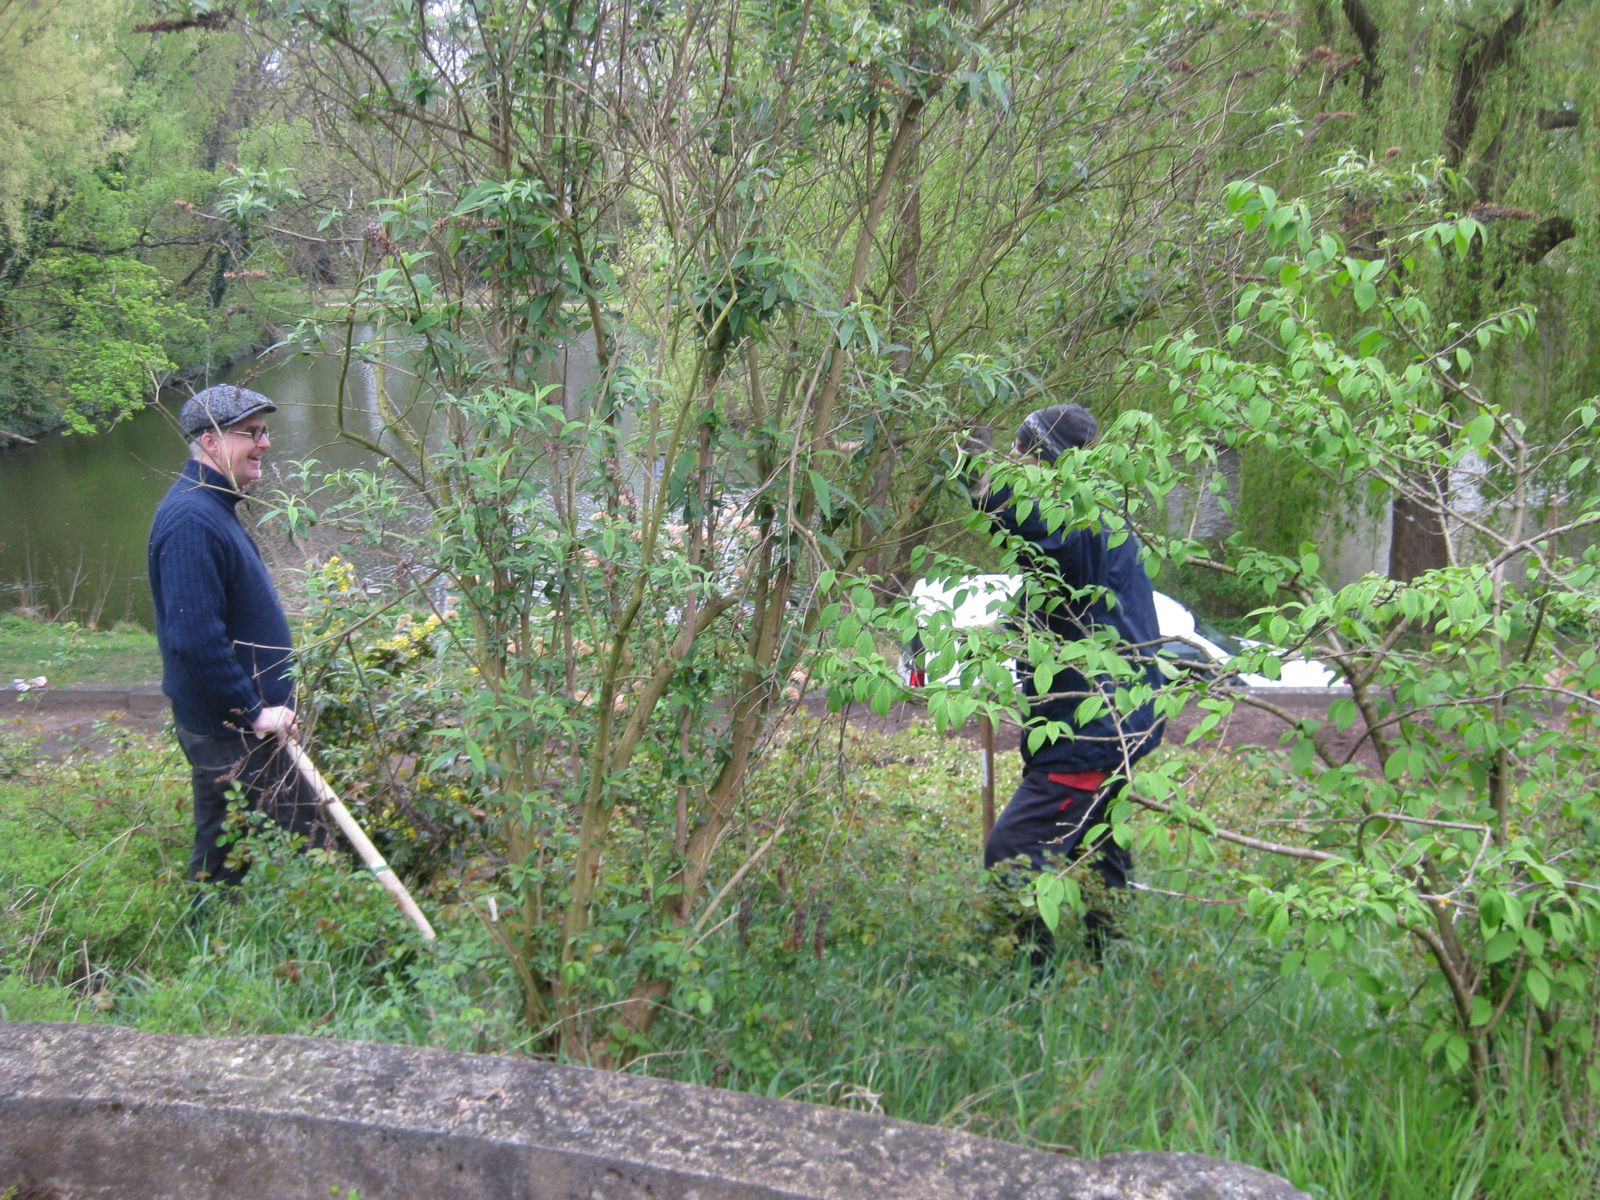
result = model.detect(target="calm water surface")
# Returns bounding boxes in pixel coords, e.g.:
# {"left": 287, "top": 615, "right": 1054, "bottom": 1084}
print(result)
{"left": 0, "top": 331, "right": 597, "bottom": 636}
{"left": 0, "top": 346, "right": 429, "bottom": 632}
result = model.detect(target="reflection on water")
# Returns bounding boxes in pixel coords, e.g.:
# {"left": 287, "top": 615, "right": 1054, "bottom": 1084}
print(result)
{"left": 0, "top": 339, "right": 431, "bottom": 631}
{"left": 0, "top": 329, "right": 599, "bottom": 632}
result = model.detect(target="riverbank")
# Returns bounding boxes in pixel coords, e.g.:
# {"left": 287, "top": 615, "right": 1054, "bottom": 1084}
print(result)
{"left": 0, "top": 611, "right": 1365, "bottom": 760}
{"left": 0, "top": 614, "right": 158, "bottom": 682}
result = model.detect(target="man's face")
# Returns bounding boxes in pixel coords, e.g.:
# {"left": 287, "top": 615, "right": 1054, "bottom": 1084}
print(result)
{"left": 201, "top": 417, "right": 271, "bottom": 489}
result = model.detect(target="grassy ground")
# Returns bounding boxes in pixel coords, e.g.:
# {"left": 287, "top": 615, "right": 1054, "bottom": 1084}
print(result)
{"left": 0, "top": 614, "right": 158, "bottom": 688}
{"left": 1, "top": 711, "right": 1594, "bottom": 1198}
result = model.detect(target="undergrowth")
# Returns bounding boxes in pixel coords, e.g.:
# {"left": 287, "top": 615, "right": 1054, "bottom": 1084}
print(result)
{"left": 0, "top": 719, "right": 1594, "bottom": 1199}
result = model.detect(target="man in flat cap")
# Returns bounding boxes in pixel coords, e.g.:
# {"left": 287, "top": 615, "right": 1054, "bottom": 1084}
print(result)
{"left": 148, "top": 384, "right": 322, "bottom": 886}
{"left": 975, "top": 403, "right": 1166, "bottom": 961}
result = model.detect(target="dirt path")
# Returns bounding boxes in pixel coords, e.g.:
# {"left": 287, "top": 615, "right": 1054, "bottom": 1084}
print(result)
{"left": 1, "top": 685, "right": 170, "bottom": 757}
{"left": 819, "top": 686, "right": 1375, "bottom": 769}
{"left": 3, "top": 682, "right": 1364, "bottom": 766}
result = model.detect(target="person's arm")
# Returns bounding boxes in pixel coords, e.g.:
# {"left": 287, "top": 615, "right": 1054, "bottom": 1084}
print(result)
{"left": 154, "top": 521, "right": 269, "bottom": 728}
{"left": 978, "top": 474, "right": 1098, "bottom": 590}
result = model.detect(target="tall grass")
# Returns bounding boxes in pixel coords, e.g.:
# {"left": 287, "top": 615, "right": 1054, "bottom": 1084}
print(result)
{"left": 629, "top": 719, "right": 1598, "bottom": 1199}
{"left": 0, "top": 728, "right": 521, "bottom": 1050}
{"left": 1, "top": 718, "right": 1594, "bottom": 1199}
{"left": 635, "top": 906, "right": 1589, "bottom": 1198}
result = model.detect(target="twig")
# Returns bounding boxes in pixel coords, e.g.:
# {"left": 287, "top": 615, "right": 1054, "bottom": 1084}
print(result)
{"left": 692, "top": 820, "right": 788, "bottom": 935}
{"left": 1127, "top": 789, "right": 1335, "bottom": 862}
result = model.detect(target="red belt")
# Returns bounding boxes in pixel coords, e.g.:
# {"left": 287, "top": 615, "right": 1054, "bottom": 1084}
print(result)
{"left": 1047, "top": 770, "right": 1108, "bottom": 812}
{"left": 1047, "top": 770, "right": 1108, "bottom": 791}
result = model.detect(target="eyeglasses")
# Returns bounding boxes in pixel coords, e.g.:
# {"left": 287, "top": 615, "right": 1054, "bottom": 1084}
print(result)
{"left": 224, "top": 425, "right": 271, "bottom": 444}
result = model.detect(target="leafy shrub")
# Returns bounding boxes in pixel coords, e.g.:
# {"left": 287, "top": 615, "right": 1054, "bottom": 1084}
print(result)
{"left": 294, "top": 556, "right": 487, "bottom": 884}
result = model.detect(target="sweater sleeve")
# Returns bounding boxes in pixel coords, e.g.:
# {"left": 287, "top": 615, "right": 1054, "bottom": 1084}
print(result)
{"left": 153, "top": 520, "right": 265, "bottom": 725}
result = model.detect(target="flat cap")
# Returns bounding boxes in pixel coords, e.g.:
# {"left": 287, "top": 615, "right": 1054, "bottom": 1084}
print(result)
{"left": 179, "top": 385, "right": 277, "bottom": 440}
{"left": 1015, "top": 403, "right": 1096, "bottom": 463}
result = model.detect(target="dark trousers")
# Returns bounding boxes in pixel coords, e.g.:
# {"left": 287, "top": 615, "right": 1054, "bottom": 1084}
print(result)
{"left": 985, "top": 768, "right": 1132, "bottom": 956}
{"left": 985, "top": 769, "right": 1131, "bottom": 885}
{"left": 174, "top": 727, "right": 326, "bottom": 885}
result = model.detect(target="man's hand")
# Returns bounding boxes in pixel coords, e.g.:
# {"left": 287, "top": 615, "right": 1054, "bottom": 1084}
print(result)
{"left": 252, "top": 705, "right": 300, "bottom": 742}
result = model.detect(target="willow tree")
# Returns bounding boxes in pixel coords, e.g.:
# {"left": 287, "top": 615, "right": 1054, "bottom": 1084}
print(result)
{"left": 0, "top": 0, "right": 127, "bottom": 239}
{"left": 0, "top": 0, "right": 126, "bottom": 432}
{"left": 1217, "top": 0, "right": 1600, "bottom": 580}
{"left": 0, "top": 2, "right": 263, "bottom": 437}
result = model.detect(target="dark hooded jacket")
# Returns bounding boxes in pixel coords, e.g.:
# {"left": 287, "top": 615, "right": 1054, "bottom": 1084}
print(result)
{"left": 980, "top": 483, "right": 1165, "bottom": 774}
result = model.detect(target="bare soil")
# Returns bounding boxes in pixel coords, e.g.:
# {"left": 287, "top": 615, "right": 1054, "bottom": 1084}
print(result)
{"left": 3, "top": 682, "right": 1369, "bottom": 768}
{"left": 1, "top": 685, "right": 170, "bottom": 758}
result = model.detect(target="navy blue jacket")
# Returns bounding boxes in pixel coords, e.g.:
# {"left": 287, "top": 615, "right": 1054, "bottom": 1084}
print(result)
{"left": 980, "top": 483, "right": 1165, "bottom": 774}
{"left": 147, "top": 459, "right": 295, "bottom": 736}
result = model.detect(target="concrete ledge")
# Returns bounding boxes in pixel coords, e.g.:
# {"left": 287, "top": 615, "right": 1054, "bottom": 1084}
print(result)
{"left": 0, "top": 1023, "right": 1309, "bottom": 1200}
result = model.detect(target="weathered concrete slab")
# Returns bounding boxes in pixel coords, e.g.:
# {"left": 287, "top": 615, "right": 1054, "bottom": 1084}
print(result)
{"left": 0, "top": 1022, "right": 1310, "bottom": 1200}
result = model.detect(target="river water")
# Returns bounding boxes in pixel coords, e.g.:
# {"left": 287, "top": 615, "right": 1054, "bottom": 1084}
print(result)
{"left": 0, "top": 345, "right": 431, "bottom": 631}
{"left": 3, "top": 330, "right": 1392, "bottom": 633}
{"left": 1, "top": 329, "right": 601, "bottom": 631}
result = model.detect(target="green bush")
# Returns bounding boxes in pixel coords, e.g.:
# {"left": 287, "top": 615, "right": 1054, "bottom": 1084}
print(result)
{"left": 291, "top": 557, "right": 487, "bottom": 886}
{"left": 0, "top": 734, "right": 189, "bottom": 991}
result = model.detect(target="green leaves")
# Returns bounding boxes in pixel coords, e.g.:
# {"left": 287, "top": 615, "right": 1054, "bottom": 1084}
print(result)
{"left": 218, "top": 166, "right": 303, "bottom": 229}
{"left": 692, "top": 242, "right": 810, "bottom": 371}
{"left": 1463, "top": 410, "right": 1495, "bottom": 450}
{"left": 34, "top": 252, "right": 203, "bottom": 433}
{"left": 1423, "top": 1029, "right": 1472, "bottom": 1074}
{"left": 1032, "top": 872, "right": 1082, "bottom": 933}
{"left": 1134, "top": 180, "right": 1600, "bottom": 1094}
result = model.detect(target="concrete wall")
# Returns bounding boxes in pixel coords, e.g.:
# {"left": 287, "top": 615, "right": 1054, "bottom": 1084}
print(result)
{"left": 0, "top": 1023, "right": 1309, "bottom": 1200}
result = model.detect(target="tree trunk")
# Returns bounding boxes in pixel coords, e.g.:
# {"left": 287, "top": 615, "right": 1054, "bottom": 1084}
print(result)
{"left": 1388, "top": 487, "right": 1449, "bottom": 581}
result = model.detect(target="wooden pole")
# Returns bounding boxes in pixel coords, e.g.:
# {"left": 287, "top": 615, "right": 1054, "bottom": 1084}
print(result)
{"left": 283, "top": 741, "right": 437, "bottom": 941}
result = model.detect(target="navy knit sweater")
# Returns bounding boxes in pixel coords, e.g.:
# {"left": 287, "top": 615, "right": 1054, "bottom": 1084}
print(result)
{"left": 147, "top": 459, "right": 295, "bottom": 736}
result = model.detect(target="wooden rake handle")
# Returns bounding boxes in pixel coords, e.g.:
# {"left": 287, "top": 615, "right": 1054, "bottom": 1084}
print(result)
{"left": 283, "top": 740, "right": 437, "bottom": 942}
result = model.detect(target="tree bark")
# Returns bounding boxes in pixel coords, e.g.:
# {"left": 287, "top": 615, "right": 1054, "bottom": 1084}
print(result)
{"left": 1442, "top": 0, "right": 1564, "bottom": 172}
{"left": 1339, "top": 0, "right": 1382, "bottom": 101}
{"left": 1389, "top": 488, "right": 1450, "bottom": 582}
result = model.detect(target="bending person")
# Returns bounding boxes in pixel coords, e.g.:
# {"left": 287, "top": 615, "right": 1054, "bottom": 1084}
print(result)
{"left": 974, "top": 403, "right": 1166, "bottom": 959}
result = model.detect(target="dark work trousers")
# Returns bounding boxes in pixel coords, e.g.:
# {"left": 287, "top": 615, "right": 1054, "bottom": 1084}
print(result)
{"left": 985, "top": 768, "right": 1132, "bottom": 957}
{"left": 175, "top": 727, "right": 327, "bottom": 885}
